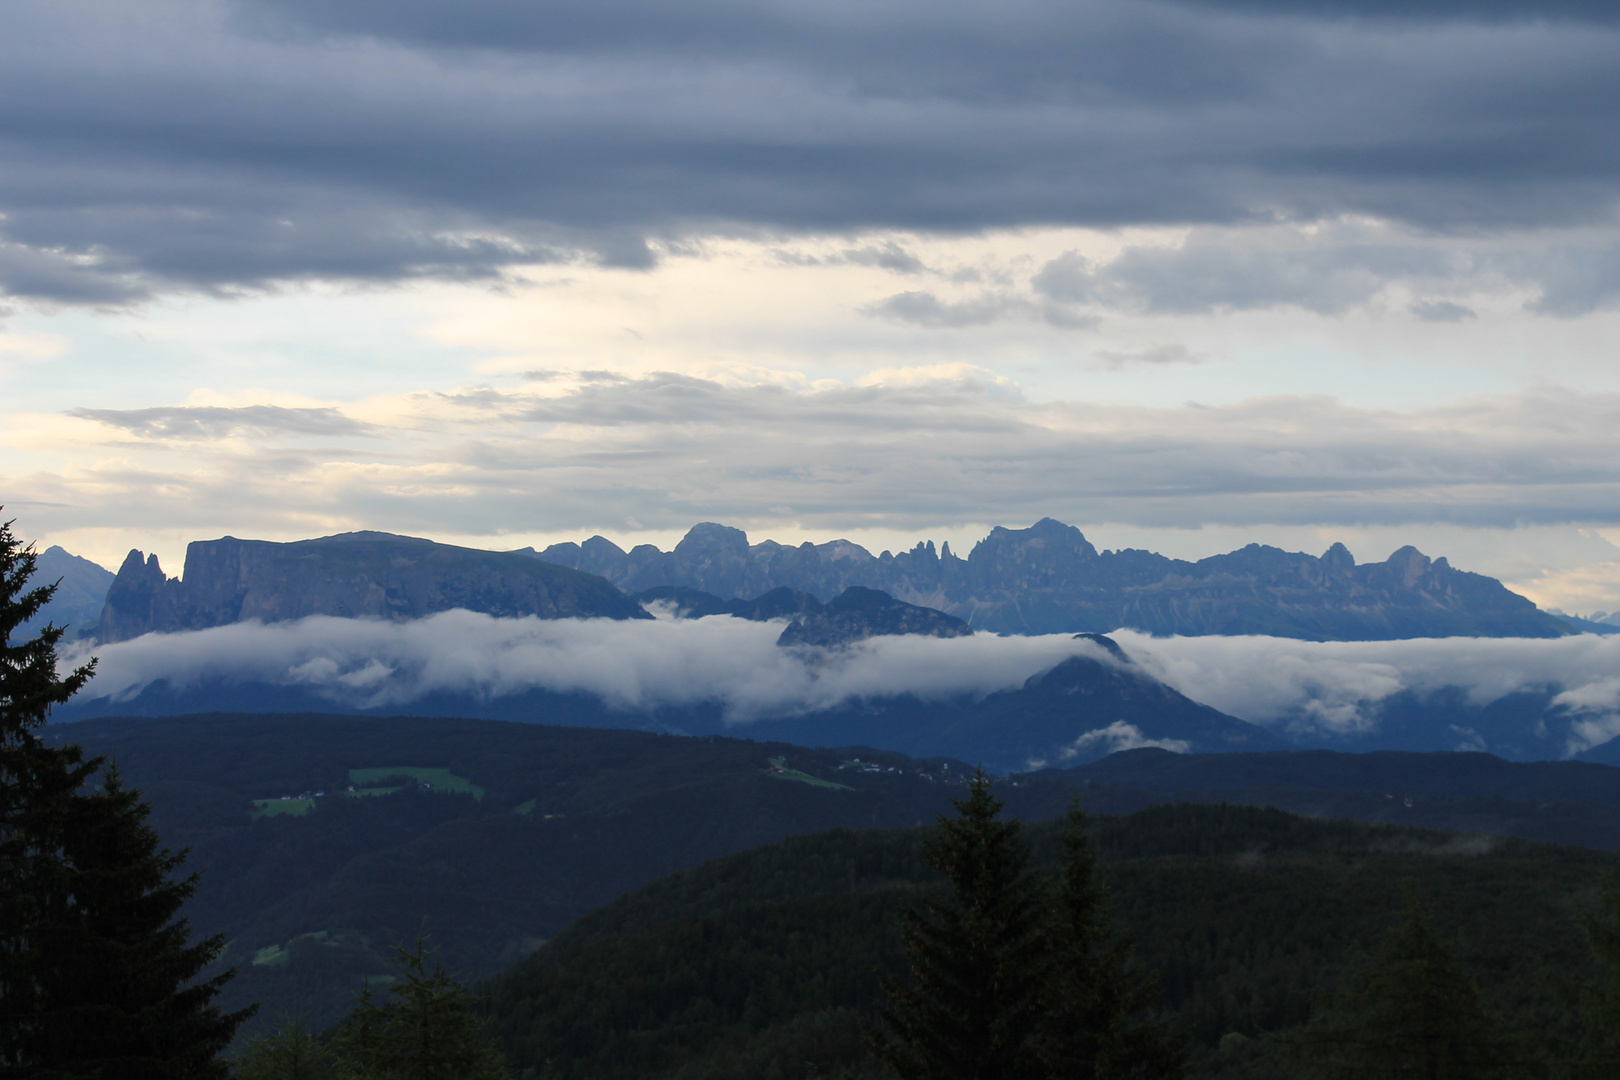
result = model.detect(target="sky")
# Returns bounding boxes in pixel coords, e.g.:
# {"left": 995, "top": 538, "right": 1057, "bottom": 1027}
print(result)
{"left": 3, "top": 0, "right": 1620, "bottom": 613}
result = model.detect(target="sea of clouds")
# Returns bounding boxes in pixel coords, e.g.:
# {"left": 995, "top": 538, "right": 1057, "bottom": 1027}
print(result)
{"left": 58, "top": 613, "right": 1620, "bottom": 755}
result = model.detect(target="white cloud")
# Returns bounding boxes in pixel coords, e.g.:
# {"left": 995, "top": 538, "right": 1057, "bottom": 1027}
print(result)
{"left": 63, "top": 612, "right": 1108, "bottom": 721}
{"left": 57, "top": 614, "right": 1620, "bottom": 756}
{"left": 1114, "top": 629, "right": 1620, "bottom": 752}
{"left": 1090, "top": 344, "right": 1208, "bottom": 371}
{"left": 1551, "top": 676, "right": 1620, "bottom": 753}
{"left": 1059, "top": 722, "right": 1191, "bottom": 759}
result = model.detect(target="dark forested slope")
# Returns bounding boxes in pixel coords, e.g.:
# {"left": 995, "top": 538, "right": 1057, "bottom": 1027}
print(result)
{"left": 484, "top": 804, "right": 1620, "bottom": 1080}
{"left": 44, "top": 712, "right": 1620, "bottom": 1049}
{"left": 45, "top": 713, "right": 981, "bottom": 1042}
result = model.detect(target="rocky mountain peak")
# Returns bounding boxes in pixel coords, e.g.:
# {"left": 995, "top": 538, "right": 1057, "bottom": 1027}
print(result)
{"left": 670, "top": 522, "right": 771, "bottom": 598}
{"left": 1386, "top": 545, "right": 1433, "bottom": 587}
{"left": 966, "top": 517, "right": 1100, "bottom": 590}
{"left": 1073, "top": 632, "right": 1129, "bottom": 662}
{"left": 1320, "top": 542, "right": 1355, "bottom": 575}
{"left": 777, "top": 586, "right": 971, "bottom": 648}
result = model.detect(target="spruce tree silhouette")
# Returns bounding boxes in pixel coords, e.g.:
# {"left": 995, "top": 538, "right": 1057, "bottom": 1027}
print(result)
{"left": 233, "top": 1018, "right": 335, "bottom": 1080}
{"left": 333, "top": 939, "right": 509, "bottom": 1080}
{"left": 1039, "top": 798, "right": 1185, "bottom": 1079}
{"left": 871, "top": 768, "right": 1052, "bottom": 1080}
{"left": 0, "top": 515, "right": 249, "bottom": 1078}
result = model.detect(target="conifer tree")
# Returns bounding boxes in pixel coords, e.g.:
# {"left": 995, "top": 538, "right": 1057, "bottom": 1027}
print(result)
{"left": 1551, "top": 876, "right": 1620, "bottom": 1080}
{"left": 233, "top": 1019, "right": 336, "bottom": 1080}
{"left": 1, "top": 514, "right": 101, "bottom": 1074}
{"left": 334, "top": 941, "right": 508, "bottom": 1080}
{"left": 1039, "top": 799, "right": 1184, "bottom": 1080}
{"left": 1300, "top": 883, "right": 1514, "bottom": 1080}
{"left": 870, "top": 769, "right": 1053, "bottom": 1080}
{"left": 0, "top": 515, "right": 248, "bottom": 1078}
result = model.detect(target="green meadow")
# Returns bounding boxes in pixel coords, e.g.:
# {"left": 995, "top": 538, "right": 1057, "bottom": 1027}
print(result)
{"left": 347, "top": 766, "right": 485, "bottom": 799}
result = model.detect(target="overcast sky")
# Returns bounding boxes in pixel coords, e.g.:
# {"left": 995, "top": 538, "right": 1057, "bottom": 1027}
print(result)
{"left": 3, "top": 0, "right": 1620, "bottom": 612}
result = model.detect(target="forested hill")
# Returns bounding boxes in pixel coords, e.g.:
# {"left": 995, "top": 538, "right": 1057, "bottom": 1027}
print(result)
{"left": 46, "top": 713, "right": 983, "bottom": 1044}
{"left": 44, "top": 712, "right": 1620, "bottom": 1046}
{"left": 483, "top": 804, "right": 1620, "bottom": 1080}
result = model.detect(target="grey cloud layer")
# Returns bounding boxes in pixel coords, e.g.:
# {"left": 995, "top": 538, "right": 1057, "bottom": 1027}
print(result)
{"left": 26, "top": 376, "right": 1620, "bottom": 538}
{"left": 68, "top": 406, "right": 373, "bottom": 440}
{"left": 2, "top": 0, "right": 1619, "bottom": 300}
{"left": 63, "top": 614, "right": 1620, "bottom": 753}
{"left": 868, "top": 224, "right": 1620, "bottom": 325}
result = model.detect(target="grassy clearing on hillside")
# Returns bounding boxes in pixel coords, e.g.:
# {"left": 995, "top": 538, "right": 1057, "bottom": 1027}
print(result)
{"left": 765, "top": 757, "right": 852, "bottom": 790}
{"left": 348, "top": 766, "right": 485, "bottom": 799}
{"left": 251, "top": 943, "right": 288, "bottom": 967}
{"left": 251, "top": 797, "right": 316, "bottom": 819}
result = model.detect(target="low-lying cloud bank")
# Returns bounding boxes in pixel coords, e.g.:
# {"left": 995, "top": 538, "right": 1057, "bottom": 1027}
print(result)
{"left": 1113, "top": 629, "right": 1620, "bottom": 754}
{"left": 59, "top": 615, "right": 1620, "bottom": 755}
{"left": 62, "top": 611, "right": 1099, "bottom": 720}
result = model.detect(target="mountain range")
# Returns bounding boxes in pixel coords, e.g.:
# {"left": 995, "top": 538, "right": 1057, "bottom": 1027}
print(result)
{"left": 59, "top": 517, "right": 1592, "bottom": 642}
{"left": 30, "top": 520, "right": 1620, "bottom": 765}
{"left": 532, "top": 517, "right": 1579, "bottom": 639}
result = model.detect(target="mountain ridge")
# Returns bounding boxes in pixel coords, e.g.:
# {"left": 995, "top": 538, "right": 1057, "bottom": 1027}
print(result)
{"left": 68, "top": 517, "right": 1580, "bottom": 643}
{"left": 534, "top": 517, "right": 1571, "bottom": 640}
{"left": 97, "top": 531, "right": 649, "bottom": 641}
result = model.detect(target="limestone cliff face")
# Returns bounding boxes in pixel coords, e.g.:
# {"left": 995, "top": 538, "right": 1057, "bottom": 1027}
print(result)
{"left": 532, "top": 518, "right": 1572, "bottom": 641}
{"left": 96, "top": 532, "right": 648, "bottom": 642}
{"left": 98, "top": 551, "right": 186, "bottom": 643}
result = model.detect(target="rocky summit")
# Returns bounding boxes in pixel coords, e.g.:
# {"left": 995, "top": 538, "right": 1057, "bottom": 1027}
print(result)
{"left": 775, "top": 585, "right": 971, "bottom": 647}
{"left": 533, "top": 518, "right": 1572, "bottom": 640}
{"left": 97, "top": 532, "right": 649, "bottom": 642}
{"left": 635, "top": 583, "right": 968, "bottom": 647}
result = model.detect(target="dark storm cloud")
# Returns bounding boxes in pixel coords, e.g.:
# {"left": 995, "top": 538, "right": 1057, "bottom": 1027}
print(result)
{"left": 1, "top": 0, "right": 1618, "bottom": 301}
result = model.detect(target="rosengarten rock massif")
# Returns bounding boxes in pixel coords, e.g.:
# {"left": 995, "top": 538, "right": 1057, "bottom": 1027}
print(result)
{"left": 93, "top": 517, "right": 1578, "bottom": 642}
{"left": 533, "top": 517, "right": 1571, "bottom": 639}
